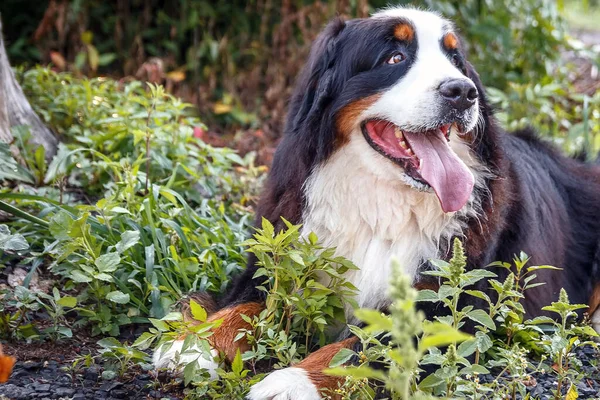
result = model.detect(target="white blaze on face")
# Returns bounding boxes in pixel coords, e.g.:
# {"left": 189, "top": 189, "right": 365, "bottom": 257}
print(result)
{"left": 368, "top": 8, "right": 479, "bottom": 133}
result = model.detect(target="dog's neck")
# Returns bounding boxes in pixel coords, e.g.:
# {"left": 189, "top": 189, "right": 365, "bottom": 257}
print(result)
{"left": 301, "top": 133, "right": 487, "bottom": 312}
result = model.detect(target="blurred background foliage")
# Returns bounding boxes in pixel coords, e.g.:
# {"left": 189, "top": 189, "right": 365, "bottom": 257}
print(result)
{"left": 1, "top": 0, "right": 599, "bottom": 159}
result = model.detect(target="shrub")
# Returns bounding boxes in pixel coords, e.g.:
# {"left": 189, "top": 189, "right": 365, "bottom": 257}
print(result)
{"left": 325, "top": 239, "right": 598, "bottom": 399}
{"left": 1, "top": 69, "right": 262, "bottom": 337}
{"left": 1, "top": 0, "right": 578, "bottom": 140}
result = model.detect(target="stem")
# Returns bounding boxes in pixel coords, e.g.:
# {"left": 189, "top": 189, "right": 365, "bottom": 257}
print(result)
{"left": 144, "top": 97, "right": 156, "bottom": 195}
{"left": 145, "top": 132, "right": 151, "bottom": 195}
{"left": 0, "top": 200, "right": 49, "bottom": 227}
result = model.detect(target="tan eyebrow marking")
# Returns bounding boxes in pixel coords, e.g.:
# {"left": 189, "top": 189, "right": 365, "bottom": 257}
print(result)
{"left": 394, "top": 23, "right": 414, "bottom": 42}
{"left": 443, "top": 32, "right": 458, "bottom": 49}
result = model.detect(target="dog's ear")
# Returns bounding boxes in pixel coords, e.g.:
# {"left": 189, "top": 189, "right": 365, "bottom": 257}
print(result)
{"left": 255, "top": 18, "right": 346, "bottom": 230}
{"left": 286, "top": 18, "right": 346, "bottom": 154}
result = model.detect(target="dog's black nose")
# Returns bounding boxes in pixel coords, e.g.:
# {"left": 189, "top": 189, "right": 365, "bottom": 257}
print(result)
{"left": 438, "top": 79, "right": 478, "bottom": 111}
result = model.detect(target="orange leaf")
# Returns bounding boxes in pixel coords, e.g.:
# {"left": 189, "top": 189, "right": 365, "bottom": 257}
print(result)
{"left": 50, "top": 51, "right": 67, "bottom": 71}
{"left": 0, "top": 344, "right": 15, "bottom": 383}
{"left": 166, "top": 70, "right": 186, "bottom": 82}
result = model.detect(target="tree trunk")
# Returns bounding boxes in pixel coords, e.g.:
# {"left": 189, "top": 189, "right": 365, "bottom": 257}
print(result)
{"left": 0, "top": 14, "right": 58, "bottom": 159}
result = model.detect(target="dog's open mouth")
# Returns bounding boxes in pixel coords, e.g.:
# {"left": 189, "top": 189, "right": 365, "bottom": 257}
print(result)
{"left": 362, "top": 119, "right": 474, "bottom": 213}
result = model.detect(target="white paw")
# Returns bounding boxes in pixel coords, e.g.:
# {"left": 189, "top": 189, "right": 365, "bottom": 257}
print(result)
{"left": 247, "top": 367, "right": 321, "bottom": 400}
{"left": 152, "top": 339, "right": 219, "bottom": 379}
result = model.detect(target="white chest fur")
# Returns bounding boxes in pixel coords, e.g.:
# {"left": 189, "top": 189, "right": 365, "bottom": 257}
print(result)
{"left": 301, "top": 135, "right": 486, "bottom": 313}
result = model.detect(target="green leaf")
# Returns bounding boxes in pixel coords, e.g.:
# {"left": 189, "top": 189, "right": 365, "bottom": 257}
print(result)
{"left": 106, "top": 290, "right": 130, "bottom": 304}
{"left": 231, "top": 349, "right": 243, "bottom": 375}
{"left": 464, "top": 290, "right": 491, "bottom": 304}
{"left": 329, "top": 348, "right": 356, "bottom": 368}
{"left": 57, "top": 296, "right": 77, "bottom": 308}
{"left": 416, "top": 289, "right": 439, "bottom": 302}
{"left": 466, "top": 310, "right": 496, "bottom": 330}
{"left": 457, "top": 338, "right": 478, "bottom": 357}
{"left": 189, "top": 299, "right": 208, "bottom": 322}
{"left": 70, "top": 270, "right": 92, "bottom": 283}
{"left": 102, "top": 370, "right": 116, "bottom": 380}
{"left": 354, "top": 309, "right": 392, "bottom": 332}
{"left": 97, "top": 337, "right": 122, "bottom": 349}
{"left": 418, "top": 373, "right": 445, "bottom": 389}
{"left": 325, "top": 366, "right": 386, "bottom": 381}
{"left": 49, "top": 211, "right": 74, "bottom": 241}
{"left": 0, "top": 225, "right": 29, "bottom": 251}
{"left": 474, "top": 331, "right": 493, "bottom": 353}
{"left": 95, "top": 252, "right": 121, "bottom": 273}
{"left": 132, "top": 332, "right": 155, "bottom": 350}
{"left": 420, "top": 322, "right": 471, "bottom": 350}
{"left": 527, "top": 265, "right": 562, "bottom": 272}
{"left": 95, "top": 273, "right": 113, "bottom": 282}
{"left": 116, "top": 230, "right": 140, "bottom": 253}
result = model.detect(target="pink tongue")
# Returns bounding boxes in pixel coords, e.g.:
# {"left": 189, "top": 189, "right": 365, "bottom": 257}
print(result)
{"left": 403, "top": 130, "right": 474, "bottom": 213}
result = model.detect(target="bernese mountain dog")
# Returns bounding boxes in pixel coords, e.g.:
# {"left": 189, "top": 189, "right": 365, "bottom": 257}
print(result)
{"left": 154, "top": 7, "right": 600, "bottom": 399}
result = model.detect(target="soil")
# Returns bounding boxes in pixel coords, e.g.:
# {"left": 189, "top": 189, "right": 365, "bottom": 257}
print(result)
{"left": 0, "top": 333, "right": 183, "bottom": 400}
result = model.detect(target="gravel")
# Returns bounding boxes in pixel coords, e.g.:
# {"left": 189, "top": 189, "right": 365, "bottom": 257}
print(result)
{"left": 0, "top": 359, "right": 181, "bottom": 400}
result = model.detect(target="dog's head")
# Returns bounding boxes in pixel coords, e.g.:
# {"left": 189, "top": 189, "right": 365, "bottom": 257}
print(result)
{"left": 285, "top": 7, "right": 489, "bottom": 214}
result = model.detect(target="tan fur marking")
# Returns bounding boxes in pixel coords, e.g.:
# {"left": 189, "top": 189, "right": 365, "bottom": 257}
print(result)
{"left": 335, "top": 95, "right": 381, "bottom": 145}
{"left": 588, "top": 283, "right": 600, "bottom": 316}
{"left": 394, "top": 24, "right": 414, "bottom": 42}
{"left": 296, "top": 337, "right": 359, "bottom": 398}
{"left": 206, "top": 302, "right": 264, "bottom": 362}
{"left": 443, "top": 32, "right": 458, "bottom": 50}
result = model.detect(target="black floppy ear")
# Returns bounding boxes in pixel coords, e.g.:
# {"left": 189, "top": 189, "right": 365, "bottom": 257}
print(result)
{"left": 254, "top": 18, "right": 346, "bottom": 230}
{"left": 285, "top": 17, "right": 346, "bottom": 158}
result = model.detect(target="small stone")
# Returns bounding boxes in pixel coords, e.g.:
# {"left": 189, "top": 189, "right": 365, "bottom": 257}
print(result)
{"left": 22, "top": 361, "right": 42, "bottom": 370}
{"left": 55, "top": 387, "right": 76, "bottom": 397}
{"left": 84, "top": 366, "right": 100, "bottom": 381}
{"left": 111, "top": 389, "right": 127, "bottom": 398}
{"left": 32, "top": 383, "right": 51, "bottom": 391}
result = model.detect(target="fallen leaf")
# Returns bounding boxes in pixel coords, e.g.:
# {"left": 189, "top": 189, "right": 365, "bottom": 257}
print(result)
{"left": 166, "top": 70, "right": 186, "bottom": 82}
{"left": 0, "top": 344, "right": 16, "bottom": 383}
{"left": 49, "top": 51, "right": 67, "bottom": 71}
{"left": 213, "top": 103, "right": 232, "bottom": 114}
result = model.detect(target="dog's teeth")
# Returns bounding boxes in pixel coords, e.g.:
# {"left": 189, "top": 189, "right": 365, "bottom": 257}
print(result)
{"left": 400, "top": 140, "right": 408, "bottom": 149}
{"left": 406, "top": 148, "right": 413, "bottom": 155}
{"left": 394, "top": 128, "right": 404, "bottom": 139}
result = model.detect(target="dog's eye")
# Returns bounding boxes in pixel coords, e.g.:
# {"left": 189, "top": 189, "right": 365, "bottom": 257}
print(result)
{"left": 387, "top": 53, "right": 406, "bottom": 65}
{"left": 450, "top": 54, "right": 460, "bottom": 67}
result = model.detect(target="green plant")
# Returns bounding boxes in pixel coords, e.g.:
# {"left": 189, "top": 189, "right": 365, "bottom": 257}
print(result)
{"left": 537, "top": 289, "right": 597, "bottom": 399}
{"left": 1, "top": 69, "right": 260, "bottom": 337}
{"left": 36, "top": 287, "right": 78, "bottom": 341}
{"left": 488, "top": 82, "right": 600, "bottom": 155}
{"left": 0, "top": 285, "right": 40, "bottom": 341}
{"left": 62, "top": 353, "right": 96, "bottom": 385}
{"left": 324, "top": 239, "right": 598, "bottom": 399}
{"left": 96, "top": 337, "right": 151, "bottom": 379}
{"left": 239, "top": 218, "right": 358, "bottom": 370}
{"left": 324, "top": 258, "right": 470, "bottom": 399}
